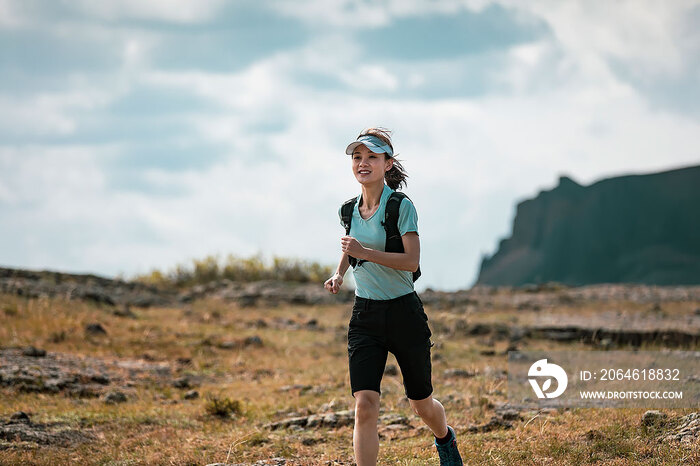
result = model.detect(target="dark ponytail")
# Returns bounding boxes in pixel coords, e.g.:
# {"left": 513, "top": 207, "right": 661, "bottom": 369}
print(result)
{"left": 357, "top": 127, "right": 408, "bottom": 191}
{"left": 384, "top": 159, "right": 408, "bottom": 191}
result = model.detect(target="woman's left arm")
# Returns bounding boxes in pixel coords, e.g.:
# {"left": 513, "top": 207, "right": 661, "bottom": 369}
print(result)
{"left": 340, "top": 232, "right": 420, "bottom": 272}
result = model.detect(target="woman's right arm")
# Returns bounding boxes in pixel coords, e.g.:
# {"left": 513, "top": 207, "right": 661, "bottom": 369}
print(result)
{"left": 324, "top": 252, "right": 349, "bottom": 294}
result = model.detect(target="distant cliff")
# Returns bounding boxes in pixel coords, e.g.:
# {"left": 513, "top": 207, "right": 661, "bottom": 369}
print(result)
{"left": 477, "top": 165, "right": 700, "bottom": 286}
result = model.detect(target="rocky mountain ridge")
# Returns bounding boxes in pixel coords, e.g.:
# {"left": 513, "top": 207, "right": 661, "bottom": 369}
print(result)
{"left": 477, "top": 165, "right": 700, "bottom": 286}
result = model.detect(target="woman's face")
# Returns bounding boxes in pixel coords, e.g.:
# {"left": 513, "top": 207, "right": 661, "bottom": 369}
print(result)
{"left": 351, "top": 144, "right": 393, "bottom": 185}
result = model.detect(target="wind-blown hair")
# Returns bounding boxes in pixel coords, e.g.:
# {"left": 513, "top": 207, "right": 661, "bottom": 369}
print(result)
{"left": 356, "top": 127, "right": 408, "bottom": 191}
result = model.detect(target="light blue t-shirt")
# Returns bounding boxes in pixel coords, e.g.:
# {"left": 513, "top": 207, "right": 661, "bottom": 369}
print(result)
{"left": 338, "top": 184, "right": 419, "bottom": 300}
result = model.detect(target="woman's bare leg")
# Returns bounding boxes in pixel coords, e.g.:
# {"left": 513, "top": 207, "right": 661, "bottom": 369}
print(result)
{"left": 353, "top": 390, "right": 381, "bottom": 466}
{"left": 408, "top": 394, "right": 448, "bottom": 438}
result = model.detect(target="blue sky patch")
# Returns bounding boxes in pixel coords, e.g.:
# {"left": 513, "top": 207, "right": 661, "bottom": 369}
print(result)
{"left": 355, "top": 4, "right": 548, "bottom": 61}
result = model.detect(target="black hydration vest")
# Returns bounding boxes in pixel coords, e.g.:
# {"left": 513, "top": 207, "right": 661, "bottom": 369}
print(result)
{"left": 339, "top": 191, "right": 421, "bottom": 282}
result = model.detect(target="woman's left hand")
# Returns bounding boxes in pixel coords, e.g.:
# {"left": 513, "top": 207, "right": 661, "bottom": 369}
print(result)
{"left": 341, "top": 236, "right": 367, "bottom": 259}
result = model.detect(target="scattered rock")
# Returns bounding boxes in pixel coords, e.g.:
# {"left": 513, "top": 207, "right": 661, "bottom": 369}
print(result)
{"left": 467, "top": 416, "right": 513, "bottom": 433}
{"left": 183, "top": 390, "right": 199, "bottom": 400}
{"left": 305, "top": 319, "right": 319, "bottom": 329}
{"left": 508, "top": 327, "right": 527, "bottom": 343}
{"left": 318, "top": 400, "right": 342, "bottom": 412}
{"left": 279, "top": 384, "right": 312, "bottom": 392}
{"left": 641, "top": 410, "right": 668, "bottom": 427}
{"left": 21, "top": 346, "right": 46, "bottom": 357}
{"left": 85, "top": 323, "right": 107, "bottom": 335}
{"left": 244, "top": 335, "right": 263, "bottom": 347}
{"left": 443, "top": 369, "right": 477, "bottom": 378}
{"left": 378, "top": 413, "right": 410, "bottom": 426}
{"left": 265, "top": 409, "right": 354, "bottom": 430}
{"left": 498, "top": 409, "right": 524, "bottom": 421}
{"left": 384, "top": 424, "right": 410, "bottom": 431}
{"left": 300, "top": 385, "right": 325, "bottom": 395}
{"left": 308, "top": 414, "right": 326, "bottom": 428}
{"left": 103, "top": 390, "right": 127, "bottom": 404}
{"left": 265, "top": 409, "right": 411, "bottom": 432}
{"left": 660, "top": 412, "right": 700, "bottom": 444}
{"left": 493, "top": 402, "right": 531, "bottom": 418}
{"left": 277, "top": 384, "right": 325, "bottom": 395}
{"left": 90, "top": 373, "right": 111, "bottom": 385}
{"left": 1, "top": 413, "right": 94, "bottom": 447}
{"left": 173, "top": 376, "right": 194, "bottom": 389}
{"left": 9, "top": 412, "right": 30, "bottom": 423}
{"left": 301, "top": 437, "right": 323, "bottom": 446}
{"left": 252, "top": 318, "right": 268, "bottom": 328}
{"left": 218, "top": 335, "right": 263, "bottom": 350}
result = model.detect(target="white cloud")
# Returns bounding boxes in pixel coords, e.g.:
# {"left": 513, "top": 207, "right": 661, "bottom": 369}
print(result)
{"left": 0, "top": 86, "right": 124, "bottom": 137}
{"left": 0, "top": 0, "right": 23, "bottom": 28}
{"left": 0, "top": 144, "right": 109, "bottom": 209}
{"left": 508, "top": 0, "right": 700, "bottom": 79}
{"left": 338, "top": 65, "right": 399, "bottom": 91}
{"left": 66, "top": 0, "right": 230, "bottom": 23}
{"left": 272, "top": 0, "right": 494, "bottom": 28}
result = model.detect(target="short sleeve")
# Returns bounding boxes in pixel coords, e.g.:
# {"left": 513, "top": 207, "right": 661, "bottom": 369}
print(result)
{"left": 398, "top": 198, "right": 419, "bottom": 236}
{"left": 338, "top": 205, "right": 344, "bottom": 228}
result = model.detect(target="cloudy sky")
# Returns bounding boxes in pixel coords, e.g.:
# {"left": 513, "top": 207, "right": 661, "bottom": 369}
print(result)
{"left": 1, "top": 0, "right": 698, "bottom": 291}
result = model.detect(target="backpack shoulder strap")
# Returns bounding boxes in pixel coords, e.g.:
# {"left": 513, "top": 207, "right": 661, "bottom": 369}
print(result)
{"left": 340, "top": 196, "right": 357, "bottom": 235}
{"left": 384, "top": 192, "right": 407, "bottom": 253}
{"left": 340, "top": 196, "right": 360, "bottom": 268}
{"left": 383, "top": 191, "right": 421, "bottom": 282}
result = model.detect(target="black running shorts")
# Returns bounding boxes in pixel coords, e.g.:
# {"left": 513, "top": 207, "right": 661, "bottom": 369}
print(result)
{"left": 347, "top": 291, "right": 434, "bottom": 400}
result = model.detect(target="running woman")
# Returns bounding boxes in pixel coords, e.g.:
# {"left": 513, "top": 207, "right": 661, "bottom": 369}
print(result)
{"left": 324, "top": 128, "right": 463, "bottom": 465}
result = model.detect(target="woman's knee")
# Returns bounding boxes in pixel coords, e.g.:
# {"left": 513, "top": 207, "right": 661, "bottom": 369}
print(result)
{"left": 353, "top": 390, "right": 380, "bottom": 423}
{"left": 409, "top": 395, "right": 436, "bottom": 417}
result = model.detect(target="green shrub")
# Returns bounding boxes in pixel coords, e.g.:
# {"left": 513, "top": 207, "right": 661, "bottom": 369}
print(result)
{"left": 133, "top": 253, "right": 333, "bottom": 288}
{"left": 204, "top": 394, "right": 243, "bottom": 417}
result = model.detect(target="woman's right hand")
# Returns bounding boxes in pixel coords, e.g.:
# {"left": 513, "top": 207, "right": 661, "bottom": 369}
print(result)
{"left": 324, "top": 273, "right": 343, "bottom": 294}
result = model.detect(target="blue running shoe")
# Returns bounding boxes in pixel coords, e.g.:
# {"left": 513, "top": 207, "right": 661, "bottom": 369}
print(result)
{"left": 434, "top": 425, "right": 463, "bottom": 465}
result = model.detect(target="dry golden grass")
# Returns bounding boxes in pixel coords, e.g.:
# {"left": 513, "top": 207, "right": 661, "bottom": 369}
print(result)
{"left": 1, "top": 292, "right": 698, "bottom": 465}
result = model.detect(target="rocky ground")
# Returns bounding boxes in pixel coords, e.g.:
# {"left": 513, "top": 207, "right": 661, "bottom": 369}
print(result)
{"left": 5, "top": 340, "right": 694, "bottom": 456}
{"left": 0, "top": 266, "right": 698, "bottom": 464}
